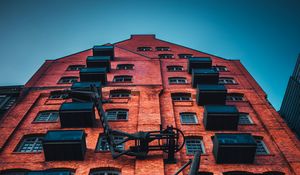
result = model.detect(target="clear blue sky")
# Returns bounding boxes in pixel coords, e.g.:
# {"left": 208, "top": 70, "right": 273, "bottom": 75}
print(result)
{"left": 0, "top": 0, "right": 299, "bottom": 110}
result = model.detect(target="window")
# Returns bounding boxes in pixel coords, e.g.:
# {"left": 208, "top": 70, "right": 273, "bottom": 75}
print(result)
{"left": 239, "top": 113, "right": 253, "bottom": 125}
{"left": 113, "top": 76, "right": 132, "bottom": 83}
{"left": 171, "top": 93, "right": 192, "bottom": 101}
{"left": 223, "top": 171, "right": 254, "bottom": 175}
{"left": 67, "top": 65, "right": 85, "bottom": 71}
{"left": 90, "top": 170, "right": 120, "bottom": 175}
{"left": 214, "top": 66, "right": 228, "bottom": 72}
{"left": 178, "top": 54, "right": 193, "bottom": 59}
{"left": 0, "top": 95, "right": 6, "bottom": 104}
{"left": 106, "top": 109, "right": 128, "bottom": 121}
{"left": 15, "top": 136, "right": 43, "bottom": 153}
{"left": 158, "top": 54, "right": 174, "bottom": 59}
{"left": 34, "top": 111, "right": 59, "bottom": 122}
{"left": 226, "top": 93, "right": 244, "bottom": 101}
{"left": 137, "top": 47, "right": 152, "bottom": 51}
{"left": 110, "top": 90, "right": 131, "bottom": 98}
{"left": 0, "top": 170, "right": 74, "bottom": 175}
{"left": 96, "top": 135, "right": 125, "bottom": 151}
{"left": 219, "top": 77, "right": 237, "bottom": 84}
{"left": 255, "top": 137, "right": 269, "bottom": 155}
{"left": 58, "top": 77, "right": 78, "bottom": 84}
{"left": 156, "top": 47, "right": 170, "bottom": 51}
{"left": 167, "top": 65, "right": 184, "bottom": 72}
{"left": 49, "top": 91, "right": 69, "bottom": 99}
{"left": 116, "top": 64, "right": 134, "bottom": 70}
{"left": 169, "top": 77, "right": 187, "bottom": 84}
{"left": 180, "top": 113, "right": 198, "bottom": 124}
{"left": 185, "top": 137, "right": 205, "bottom": 154}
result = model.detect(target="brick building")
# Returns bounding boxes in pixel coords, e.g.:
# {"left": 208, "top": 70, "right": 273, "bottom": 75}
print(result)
{"left": 0, "top": 34, "right": 300, "bottom": 175}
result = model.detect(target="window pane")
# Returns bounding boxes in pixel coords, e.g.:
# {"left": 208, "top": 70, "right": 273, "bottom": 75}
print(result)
{"left": 185, "top": 138, "right": 205, "bottom": 154}
{"left": 180, "top": 113, "right": 198, "bottom": 124}
{"left": 16, "top": 136, "right": 43, "bottom": 153}
{"left": 255, "top": 139, "right": 269, "bottom": 155}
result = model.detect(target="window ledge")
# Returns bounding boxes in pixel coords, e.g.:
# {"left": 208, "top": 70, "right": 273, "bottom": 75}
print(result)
{"left": 181, "top": 123, "right": 200, "bottom": 125}
{"left": 12, "top": 151, "right": 43, "bottom": 154}
{"left": 173, "top": 101, "right": 193, "bottom": 107}
{"left": 169, "top": 83, "right": 189, "bottom": 85}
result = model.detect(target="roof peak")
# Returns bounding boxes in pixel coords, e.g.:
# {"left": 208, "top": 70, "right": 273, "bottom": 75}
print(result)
{"left": 130, "top": 34, "right": 156, "bottom": 39}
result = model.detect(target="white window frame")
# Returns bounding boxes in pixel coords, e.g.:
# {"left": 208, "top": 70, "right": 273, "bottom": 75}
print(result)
{"left": 180, "top": 113, "right": 198, "bottom": 124}
{"left": 169, "top": 77, "right": 187, "bottom": 84}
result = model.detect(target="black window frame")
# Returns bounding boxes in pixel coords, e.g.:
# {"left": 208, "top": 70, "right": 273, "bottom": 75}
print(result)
{"left": 96, "top": 134, "right": 125, "bottom": 152}
{"left": 171, "top": 93, "right": 192, "bottom": 101}
{"left": 158, "top": 54, "right": 174, "bottom": 59}
{"left": 167, "top": 65, "right": 184, "bottom": 72}
{"left": 105, "top": 109, "right": 128, "bottom": 121}
{"left": 137, "top": 47, "right": 152, "bottom": 51}
{"left": 66, "top": 65, "right": 85, "bottom": 71}
{"left": 219, "top": 77, "right": 237, "bottom": 85}
{"left": 109, "top": 90, "right": 131, "bottom": 98}
{"left": 178, "top": 54, "right": 193, "bottom": 59}
{"left": 156, "top": 47, "right": 170, "bottom": 51}
{"left": 58, "top": 77, "right": 78, "bottom": 84}
{"left": 169, "top": 77, "right": 188, "bottom": 84}
{"left": 116, "top": 64, "right": 134, "bottom": 70}
{"left": 113, "top": 76, "right": 133, "bottom": 83}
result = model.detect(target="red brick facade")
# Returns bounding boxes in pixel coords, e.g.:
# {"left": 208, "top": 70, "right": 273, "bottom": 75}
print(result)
{"left": 0, "top": 34, "right": 300, "bottom": 175}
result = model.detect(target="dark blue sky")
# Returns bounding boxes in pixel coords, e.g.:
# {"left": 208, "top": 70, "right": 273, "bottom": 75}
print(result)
{"left": 0, "top": 0, "right": 299, "bottom": 110}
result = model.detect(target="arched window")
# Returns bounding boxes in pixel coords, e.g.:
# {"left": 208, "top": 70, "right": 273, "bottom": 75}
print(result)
{"left": 171, "top": 93, "right": 192, "bottom": 101}
{"left": 34, "top": 110, "right": 59, "bottom": 122}
{"left": 167, "top": 65, "right": 184, "bottom": 72}
{"left": 109, "top": 90, "right": 131, "bottom": 98}
{"left": 198, "top": 172, "right": 214, "bottom": 175}
{"left": 263, "top": 171, "right": 285, "bottom": 175}
{"left": 113, "top": 76, "right": 132, "bottom": 83}
{"left": 169, "top": 77, "right": 187, "bottom": 84}
{"left": 0, "top": 169, "right": 28, "bottom": 175}
{"left": 89, "top": 168, "right": 121, "bottom": 175}
{"left": 58, "top": 77, "right": 78, "bottom": 84}
{"left": 105, "top": 109, "right": 128, "bottom": 121}
{"left": 116, "top": 64, "right": 134, "bottom": 70}
{"left": 15, "top": 135, "right": 44, "bottom": 153}
{"left": 223, "top": 171, "right": 254, "bottom": 175}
